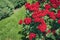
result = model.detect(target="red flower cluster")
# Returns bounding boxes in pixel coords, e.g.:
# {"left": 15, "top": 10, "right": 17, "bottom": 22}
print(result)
{"left": 48, "top": 12, "right": 56, "bottom": 20}
{"left": 19, "top": 18, "right": 32, "bottom": 25}
{"left": 56, "top": 10, "right": 60, "bottom": 18}
{"left": 29, "top": 33, "right": 36, "bottom": 40}
{"left": 34, "top": 17, "right": 47, "bottom": 32}
{"left": 34, "top": 18, "right": 46, "bottom": 23}
{"left": 24, "top": 17, "right": 32, "bottom": 24}
{"left": 45, "top": 4, "right": 51, "bottom": 10}
{"left": 19, "top": 1, "right": 60, "bottom": 40}
{"left": 58, "top": 20, "right": 60, "bottom": 24}
{"left": 25, "top": 1, "right": 40, "bottom": 11}
{"left": 50, "top": 0, "right": 60, "bottom": 8}
{"left": 32, "top": 10, "right": 49, "bottom": 19}
{"left": 32, "top": 10, "right": 42, "bottom": 18}
{"left": 37, "top": 23, "right": 47, "bottom": 32}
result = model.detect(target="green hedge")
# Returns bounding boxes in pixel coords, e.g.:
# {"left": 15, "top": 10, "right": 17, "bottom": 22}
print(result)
{"left": 0, "top": 0, "right": 14, "bottom": 20}
{"left": 8, "top": 0, "right": 26, "bottom": 9}
{"left": 0, "top": 0, "right": 26, "bottom": 20}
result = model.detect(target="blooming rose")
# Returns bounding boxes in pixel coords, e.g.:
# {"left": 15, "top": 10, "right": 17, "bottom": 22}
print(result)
{"left": 42, "top": 9, "right": 49, "bottom": 16}
{"left": 19, "top": 20, "right": 23, "bottom": 24}
{"left": 30, "top": 2, "right": 40, "bottom": 11}
{"left": 58, "top": 20, "right": 60, "bottom": 24}
{"left": 32, "top": 11, "right": 40, "bottom": 18}
{"left": 50, "top": 0, "right": 60, "bottom": 8}
{"left": 56, "top": 0, "right": 60, "bottom": 6}
{"left": 24, "top": 18, "right": 32, "bottom": 24}
{"left": 56, "top": 13, "right": 60, "bottom": 19}
{"left": 34, "top": 18, "right": 41, "bottom": 23}
{"left": 56, "top": 10, "right": 60, "bottom": 18}
{"left": 29, "top": 33, "right": 36, "bottom": 40}
{"left": 48, "top": 12, "right": 56, "bottom": 20}
{"left": 37, "top": 23, "right": 47, "bottom": 32}
{"left": 50, "top": 0, "right": 56, "bottom": 4}
{"left": 32, "top": 10, "right": 47, "bottom": 18}
{"left": 45, "top": 4, "right": 51, "bottom": 10}
{"left": 57, "top": 10, "right": 60, "bottom": 13}
{"left": 52, "top": 4, "right": 58, "bottom": 8}
{"left": 25, "top": 2, "right": 40, "bottom": 11}
{"left": 25, "top": 3, "right": 31, "bottom": 9}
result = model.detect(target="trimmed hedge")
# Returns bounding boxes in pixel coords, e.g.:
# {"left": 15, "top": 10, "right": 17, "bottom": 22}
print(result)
{"left": 0, "top": 0, "right": 26, "bottom": 20}
{"left": 0, "top": 0, "right": 14, "bottom": 20}
{"left": 8, "top": 0, "right": 26, "bottom": 9}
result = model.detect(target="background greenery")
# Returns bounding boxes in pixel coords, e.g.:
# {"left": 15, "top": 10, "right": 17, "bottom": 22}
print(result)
{"left": 0, "top": 0, "right": 26, "bottom": 20}
{"left": 0, "top": 0, "right": 34, "bottom": 40}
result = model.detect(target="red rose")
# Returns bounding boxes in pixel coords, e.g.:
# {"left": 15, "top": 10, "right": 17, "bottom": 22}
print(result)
{"left": 56, "top": 0, "right": 60, "bottom": 6}
{"left": 42, "top": 9, "right": 49, "bottom": 16}
{"left": 58, "top": 20, "right": 60, "bottom": 24}
{"left": 37, "top": 10, "right": 45, "bottom": 17}
{"left": 25, "top": 3, "right": 31, "bottom": 9}
{"left": 29, "top": 33, "right": 36, "bottom": 40}
{"left": 35, "top": 1, "right": 40, "bottom": 8}
{"left": 34, "top": 18, "right": 45, "bottom": 24}
{"left": 34, "top": 18, "right": 40, "bottom": 23}
{"left": 37, "top": 24, "right": 47, "bottom": 32}
{"left": 32, "top": 11, "right": 40, "bottom": 18}
{"left": 19, "top": 20, "right": 23, "bottom": 24}
{"left": 34, "top": 18, "right": 44, "bottom": 23}
{"left": 57, "top": 10, "right": 60, "bottom": 13}
{"left": 56, "top": 13, "right": 60, "bottom": 18}
{"left": 56, "top": 10, "right": 60, "bottom": 18}
{"left": 24, "top": 18, "right": 32, "bottom": 24}
{"left": 30, "top": 6, "right": 39, "bottom": 11}
{"left": 45, "top": 4, "right": 51, "bottom": 10}
{"left": 50, "top": 0, "right": 56, "bottom": 4}
{"left": 34, "top": 17, "right": 46, "bottom": 24}
{"left": 57, "top": 1, "right": 60, "bottom": 6}
{"left": 32, "top": 11, "right": 38, "bottom": 18}
{"left": 29, "top": 2, "right": 40, "bottom": 11}
{"left": 32, "top": 10, "right": 46, "bottom": 18}
{"left": 52, "top": 4, "right": 58, "bottom": 8}
{"left": 48, "top": 12, "right": 56, "bottom": 20}
{"left": 39, "top": 18, "right": 46, "bottom": 24}
{"left": 50, "top": 0, "right": 59, "bottom": 8}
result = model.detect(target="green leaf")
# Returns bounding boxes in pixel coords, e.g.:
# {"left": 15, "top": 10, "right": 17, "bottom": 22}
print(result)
{"left": 56, "top": 28, "right": 60, "bottom": 35}
{"left": 46, "top": 33, "right": 52, "bottom": 38}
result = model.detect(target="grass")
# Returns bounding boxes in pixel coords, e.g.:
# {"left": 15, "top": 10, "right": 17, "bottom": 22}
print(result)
{"left": 0, "top": 6, "right": 26, "bottom": 40}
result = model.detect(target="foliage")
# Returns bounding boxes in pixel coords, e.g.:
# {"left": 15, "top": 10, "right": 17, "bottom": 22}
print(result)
{"left": 19, "top": 0, "right": 60, "bottom": 40}
{"left": 8, "top": 0, "right": 26, "bottom": 9}
{"left": 0, "top": 0, "right": 26, "bottom": 20}
{"left": 0, "top": 0, "right": 14, "bottom": 20}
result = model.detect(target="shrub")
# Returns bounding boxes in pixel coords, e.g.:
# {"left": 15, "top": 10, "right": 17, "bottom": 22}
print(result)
{"left": 0, "top": 0, "right": 26, "bottom": 20}
{"left": 8, "top": 0, "right": 26, "bottom": 9}
{"left": 19, "top": 0, "right": 60, "bottom": 40}
{"left": 0, "top": 0, "right": 14, "bottom": 20}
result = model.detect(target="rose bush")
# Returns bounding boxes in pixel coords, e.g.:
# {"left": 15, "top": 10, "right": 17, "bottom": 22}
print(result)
{"left": 19, "top": 0, "right": 60, "bottom": 40}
